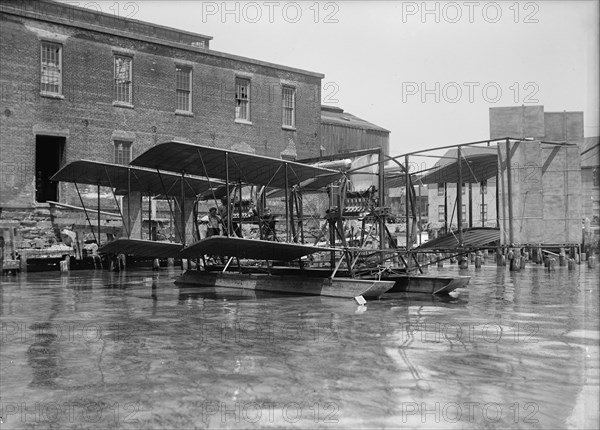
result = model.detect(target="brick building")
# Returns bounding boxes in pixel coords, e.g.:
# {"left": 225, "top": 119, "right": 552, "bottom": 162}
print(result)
{"left": 0, "top": 1, "right": 323, "bottom": 248}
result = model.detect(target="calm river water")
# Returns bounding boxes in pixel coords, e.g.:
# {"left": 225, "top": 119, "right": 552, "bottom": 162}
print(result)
{"left": 1, "top": 263, "right": 598, "bottom": 429}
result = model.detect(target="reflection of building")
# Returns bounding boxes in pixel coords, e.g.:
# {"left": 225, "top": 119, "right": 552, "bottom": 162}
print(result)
{"left": 0, "top": 1, "right": 323, "bottom": 247}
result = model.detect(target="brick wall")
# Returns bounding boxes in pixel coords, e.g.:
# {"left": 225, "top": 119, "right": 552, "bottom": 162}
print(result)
{"left": 1, "top": 9, "right": 322, "bottom": 211}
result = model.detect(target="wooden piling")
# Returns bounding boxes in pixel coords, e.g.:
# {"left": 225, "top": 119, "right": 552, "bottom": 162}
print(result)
{"left": 509, "top": 250, "right": 520, "bottom": 271}
{"left": 60, "top": 255, "right": 69, "bottom": 274}
{"left": 559, "top": 248, "right": 567, "bottom": 266}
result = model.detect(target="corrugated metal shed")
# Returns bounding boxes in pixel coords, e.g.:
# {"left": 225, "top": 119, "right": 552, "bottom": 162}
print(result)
{"left": 320, "top": 106, "right": 390, "bottom": 157}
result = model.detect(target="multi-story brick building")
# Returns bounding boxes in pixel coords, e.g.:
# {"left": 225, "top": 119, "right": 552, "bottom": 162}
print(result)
{"left": 0, "top": 0, "right": 323, "bottom": 248}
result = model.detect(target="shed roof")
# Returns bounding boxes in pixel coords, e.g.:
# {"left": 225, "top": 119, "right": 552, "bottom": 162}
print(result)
{"left": 419, "top": 146, "right": 499, "bottom": 184}
{"left": 321, "top": 106, "right": 390, "bottom": 133}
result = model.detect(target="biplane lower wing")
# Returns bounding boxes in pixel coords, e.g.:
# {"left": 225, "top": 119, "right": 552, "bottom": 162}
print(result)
{"left": 414, "top": 227, "right": 500, "bottom": 250}
{"left": 99, "top": 238, "right": 183, "bottom": 258}
{"left": 180, "top": 236, "right": 335, "bottom": 261}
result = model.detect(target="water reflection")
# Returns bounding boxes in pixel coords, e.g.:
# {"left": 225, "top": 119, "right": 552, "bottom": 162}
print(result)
{"left": 26, "top": 322, "right": 60, "bottom": 388}
{"left": 0, "top": 265, "right": 598, "bottom": 429}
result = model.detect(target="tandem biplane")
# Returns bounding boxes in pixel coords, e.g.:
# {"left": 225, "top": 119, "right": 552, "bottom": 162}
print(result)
{"left": 51, "top": 140, "right": 476, "bottom": 299}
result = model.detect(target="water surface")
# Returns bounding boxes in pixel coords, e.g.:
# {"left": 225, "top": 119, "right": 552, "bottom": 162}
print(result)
{"left": 1, "top": 263, "right": 598, "bottom": 429}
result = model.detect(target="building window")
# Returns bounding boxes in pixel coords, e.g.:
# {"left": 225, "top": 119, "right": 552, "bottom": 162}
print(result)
{"left": 438, "top": 205, "right": 445, "bottom": 222}
{"left": 235, "top": 78, "right": 250, "bottom": 121}
{"left": 593, "top": 167, "right": 599, "bottom": 187}
{"left": 481, "top": 179, "right": 488, "bottom": 194}
{"left": 480, "top": 204, "right": 488, "bottom": 223}
{"left": 41, "top": 42, "right": 62, "bottom": 95}
{"left": 114, "top": 140, "right": 132, "bottom": 165}
{"left": 437, "top": 183, "right": 444, "bottom": 196}
{"left": 114, "top": 56, "right": 132, "bottom": 104}
{"left": 282, "top": 86, "right": 296, "bottom": 128}
{"left": 176, "top": 66, "right": 192, "bottom": 112}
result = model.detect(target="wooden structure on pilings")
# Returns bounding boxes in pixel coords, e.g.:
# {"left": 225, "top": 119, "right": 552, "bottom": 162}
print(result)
{"left": 377, "top": 136, "right": 584, "bottom": 267}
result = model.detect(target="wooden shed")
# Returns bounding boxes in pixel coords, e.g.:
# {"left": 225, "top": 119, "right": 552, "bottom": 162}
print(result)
{"left": 498, "top": 140, "right": 582, "bottom": 246}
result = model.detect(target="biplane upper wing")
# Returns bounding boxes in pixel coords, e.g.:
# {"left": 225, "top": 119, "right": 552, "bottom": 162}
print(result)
{"left": 51, "top": 159, "right": 220, "bottom": 198}
{"left": 130, "top": 140, "right": 343, "bottom": 189}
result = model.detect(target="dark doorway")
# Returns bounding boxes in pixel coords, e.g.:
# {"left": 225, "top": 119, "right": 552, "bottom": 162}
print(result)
{"left": 35, "top": 135, "right": 65, "bottom": 203}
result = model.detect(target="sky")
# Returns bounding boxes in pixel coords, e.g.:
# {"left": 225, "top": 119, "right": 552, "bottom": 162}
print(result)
{"left": 73, "top": 1, "right": 599, "bottom": 159}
